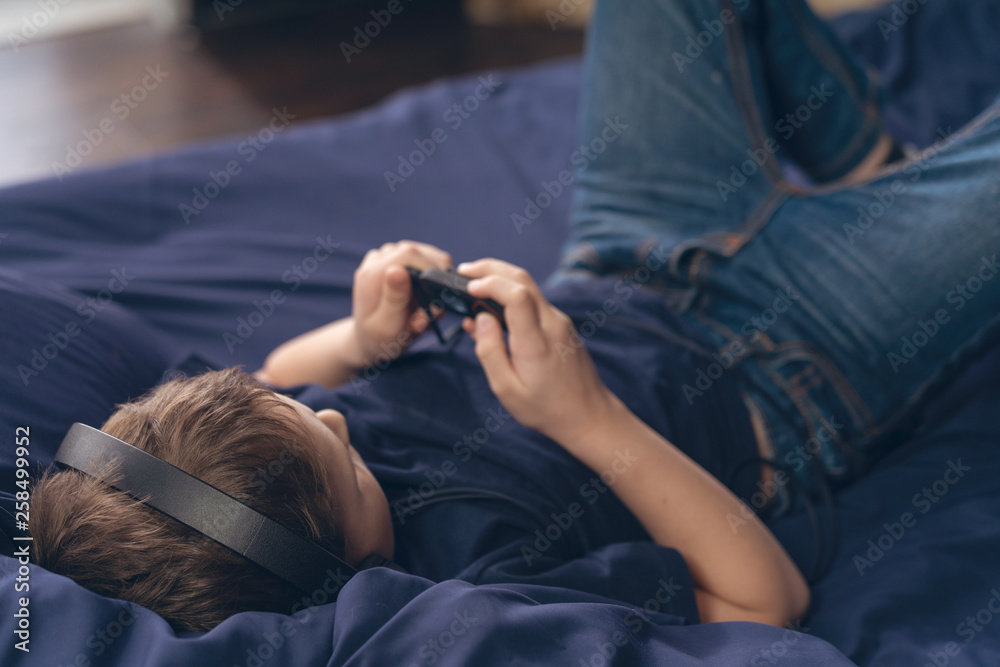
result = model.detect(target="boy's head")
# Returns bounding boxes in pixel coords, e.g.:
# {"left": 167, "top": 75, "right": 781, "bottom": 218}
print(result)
{"left": 30, "top": 368, "right": 393, "bottom": 632}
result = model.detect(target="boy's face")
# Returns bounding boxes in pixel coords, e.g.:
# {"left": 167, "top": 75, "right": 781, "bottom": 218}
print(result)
{"left": 276, "top": 394, "right": 395, "bottom": 565}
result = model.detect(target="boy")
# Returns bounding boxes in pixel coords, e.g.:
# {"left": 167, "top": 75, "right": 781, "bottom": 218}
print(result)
{"left": 32, "top": 0, "right": 999, "bottom": 634}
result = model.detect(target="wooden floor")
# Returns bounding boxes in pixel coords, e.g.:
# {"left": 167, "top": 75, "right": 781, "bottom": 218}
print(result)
{"left": 0, "top": 0, "right": 883, "bottom": 189}
{"left": 0, "top": 13, "right": 584, "bottom": 188}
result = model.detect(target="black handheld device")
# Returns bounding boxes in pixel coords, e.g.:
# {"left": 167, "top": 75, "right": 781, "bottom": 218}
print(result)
{"left": 53, "top": 423, "right": 396, "bottom": 600}
{"left": 408, "top": 267, "right": 506, "bottom": 343}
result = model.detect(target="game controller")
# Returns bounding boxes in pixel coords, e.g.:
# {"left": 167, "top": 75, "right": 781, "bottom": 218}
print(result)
{"left": 408, "top": 267, "right": 506, "bottom": 343}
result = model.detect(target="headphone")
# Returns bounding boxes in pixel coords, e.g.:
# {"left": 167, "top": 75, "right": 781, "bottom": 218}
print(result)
{"left": 53, "top": 423, "right": 397, "bottom": 600}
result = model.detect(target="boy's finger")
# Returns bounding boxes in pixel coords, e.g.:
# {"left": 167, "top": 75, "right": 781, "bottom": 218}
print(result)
{"left": 457, "top": 258, "right": 535, "bottom": 287}
{"left": 386, "top": 242, "right": 452, "bottom": 271}
{"left": 466, "top": 275, "right": 548, "bottom": 354}
{"left": 406, "top": 241, "right": 453, "bottom": 269}
{"left": 472, "top": 312, "right": 520, "bottom": 398}
{"left": 409, "top": 308, "right": 431, "bottom": 333}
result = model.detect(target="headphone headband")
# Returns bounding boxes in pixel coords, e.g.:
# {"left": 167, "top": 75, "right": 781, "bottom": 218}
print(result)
{"left": 54, "top": 423, "right": 358, "bottom": 598}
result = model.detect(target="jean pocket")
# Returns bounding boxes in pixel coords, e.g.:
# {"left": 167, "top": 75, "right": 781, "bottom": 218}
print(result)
{"left": 754, "top": 341, "right": 875, "bottom": 481}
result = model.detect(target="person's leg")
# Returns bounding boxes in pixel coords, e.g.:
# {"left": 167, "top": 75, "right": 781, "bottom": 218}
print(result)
{"left": 553, "top": 0, "right": 891, "bottom": 287}
{"left": 748, "top": 0, "right": 889, "bottom": 183}
{"left": 679, "top": 100, "right": 1000, "bottom": 487}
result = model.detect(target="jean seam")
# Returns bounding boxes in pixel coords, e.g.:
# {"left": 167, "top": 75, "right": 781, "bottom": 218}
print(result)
{"left": 766, "top": 360, "right": 856, "bottom": 477}
{"left": 797, "top": 373, "right": 824, "bottom": 394}
{"left": 723, "top": 0, "right": 786, "bottom": 187}
{"left": 774, "top": 0, "right": 884, "bottom": 180}
{"left": 730, "top": 188, "right": 790, "bottom": 254}
{"left": 787, "top": 364, "right": 819, "bottom": 387}
{"left": 765, "top": 362, "right": 819, "bottom": 442}
{"left": 874, "top": 312, "right": 1000, "bottom": 443}
{"left": 793, "top": 368, "right": 823, "bottom": 391}
{"left": 739, "top": 389, "right": 794, "bottom": 511}
{"left": 669, "top": 188, "right": 790, "bottom": 275}
{"left": 798, "top": 97, "right": 1000, "bottom": 198}
{"left": 772, "top": 342, "right": 875, "bottom": 433}
{"left": 820, "top": 100, "right": 882, "bottom": 179}
{"left": 742, "top": 389, "right": 777, "bottom": 459}
{"left": 811, "top": 90, "right": 884, "bottom": 181}
{"left": 782, "top": 0, "right": 866, "bottom": 106}
{"left": 681, "top": 314, "right": 862, "bottom": 479}
{"left": 689, "top": 306, "right": 781, "bottom": 359}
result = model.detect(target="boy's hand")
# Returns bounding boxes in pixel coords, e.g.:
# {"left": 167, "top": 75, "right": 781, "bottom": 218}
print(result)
{"left": 352, "top": 241, "right": 452, "bottom": 366}
{"left": 458, "top": 258, "right": 616, "bottom": 445}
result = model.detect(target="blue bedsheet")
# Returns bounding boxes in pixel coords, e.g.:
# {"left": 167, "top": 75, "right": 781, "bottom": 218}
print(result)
{"left": 1, "top": 1, "right": 999, "bottom": 664}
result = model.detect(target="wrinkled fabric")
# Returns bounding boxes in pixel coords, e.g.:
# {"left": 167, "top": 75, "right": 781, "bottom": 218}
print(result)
{"left": 0, "top": 1, "right": 998, "bottom": 664}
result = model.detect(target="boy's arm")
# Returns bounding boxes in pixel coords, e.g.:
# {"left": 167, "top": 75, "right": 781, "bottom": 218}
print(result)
{"left": 256, "top": 316, "right": 367, "bottom": 388}
{"left": 258, "top": 241, "right": 452, "bottom": 388}
{"left": 547, "top": 394, "right": 810, "bottom": 626}
{"left": 459, "top": 258, "right": 810, "bottom": 627}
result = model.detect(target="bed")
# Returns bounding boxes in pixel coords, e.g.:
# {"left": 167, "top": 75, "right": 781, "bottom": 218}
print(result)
{"left": 1, "top": 1, "right": 999, "bottom": 664}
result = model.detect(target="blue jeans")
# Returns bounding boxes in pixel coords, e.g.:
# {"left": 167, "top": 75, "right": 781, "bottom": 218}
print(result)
{"left": 550, "top": 0, "right": 1000, "bottom": 493}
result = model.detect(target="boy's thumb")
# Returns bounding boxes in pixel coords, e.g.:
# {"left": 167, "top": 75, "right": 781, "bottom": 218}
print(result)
{"left": 381, "top": 267, "right": 411, "bottom": 305}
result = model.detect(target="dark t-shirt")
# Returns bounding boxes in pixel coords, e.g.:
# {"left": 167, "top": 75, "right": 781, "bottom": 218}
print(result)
{"left": 294, "top": 277, "right": 757, "bottom": 623}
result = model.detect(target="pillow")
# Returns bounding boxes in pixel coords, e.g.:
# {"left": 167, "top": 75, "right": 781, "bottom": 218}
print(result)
{"left": 0, "top": 268, "right": 178, "bottom": 492}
